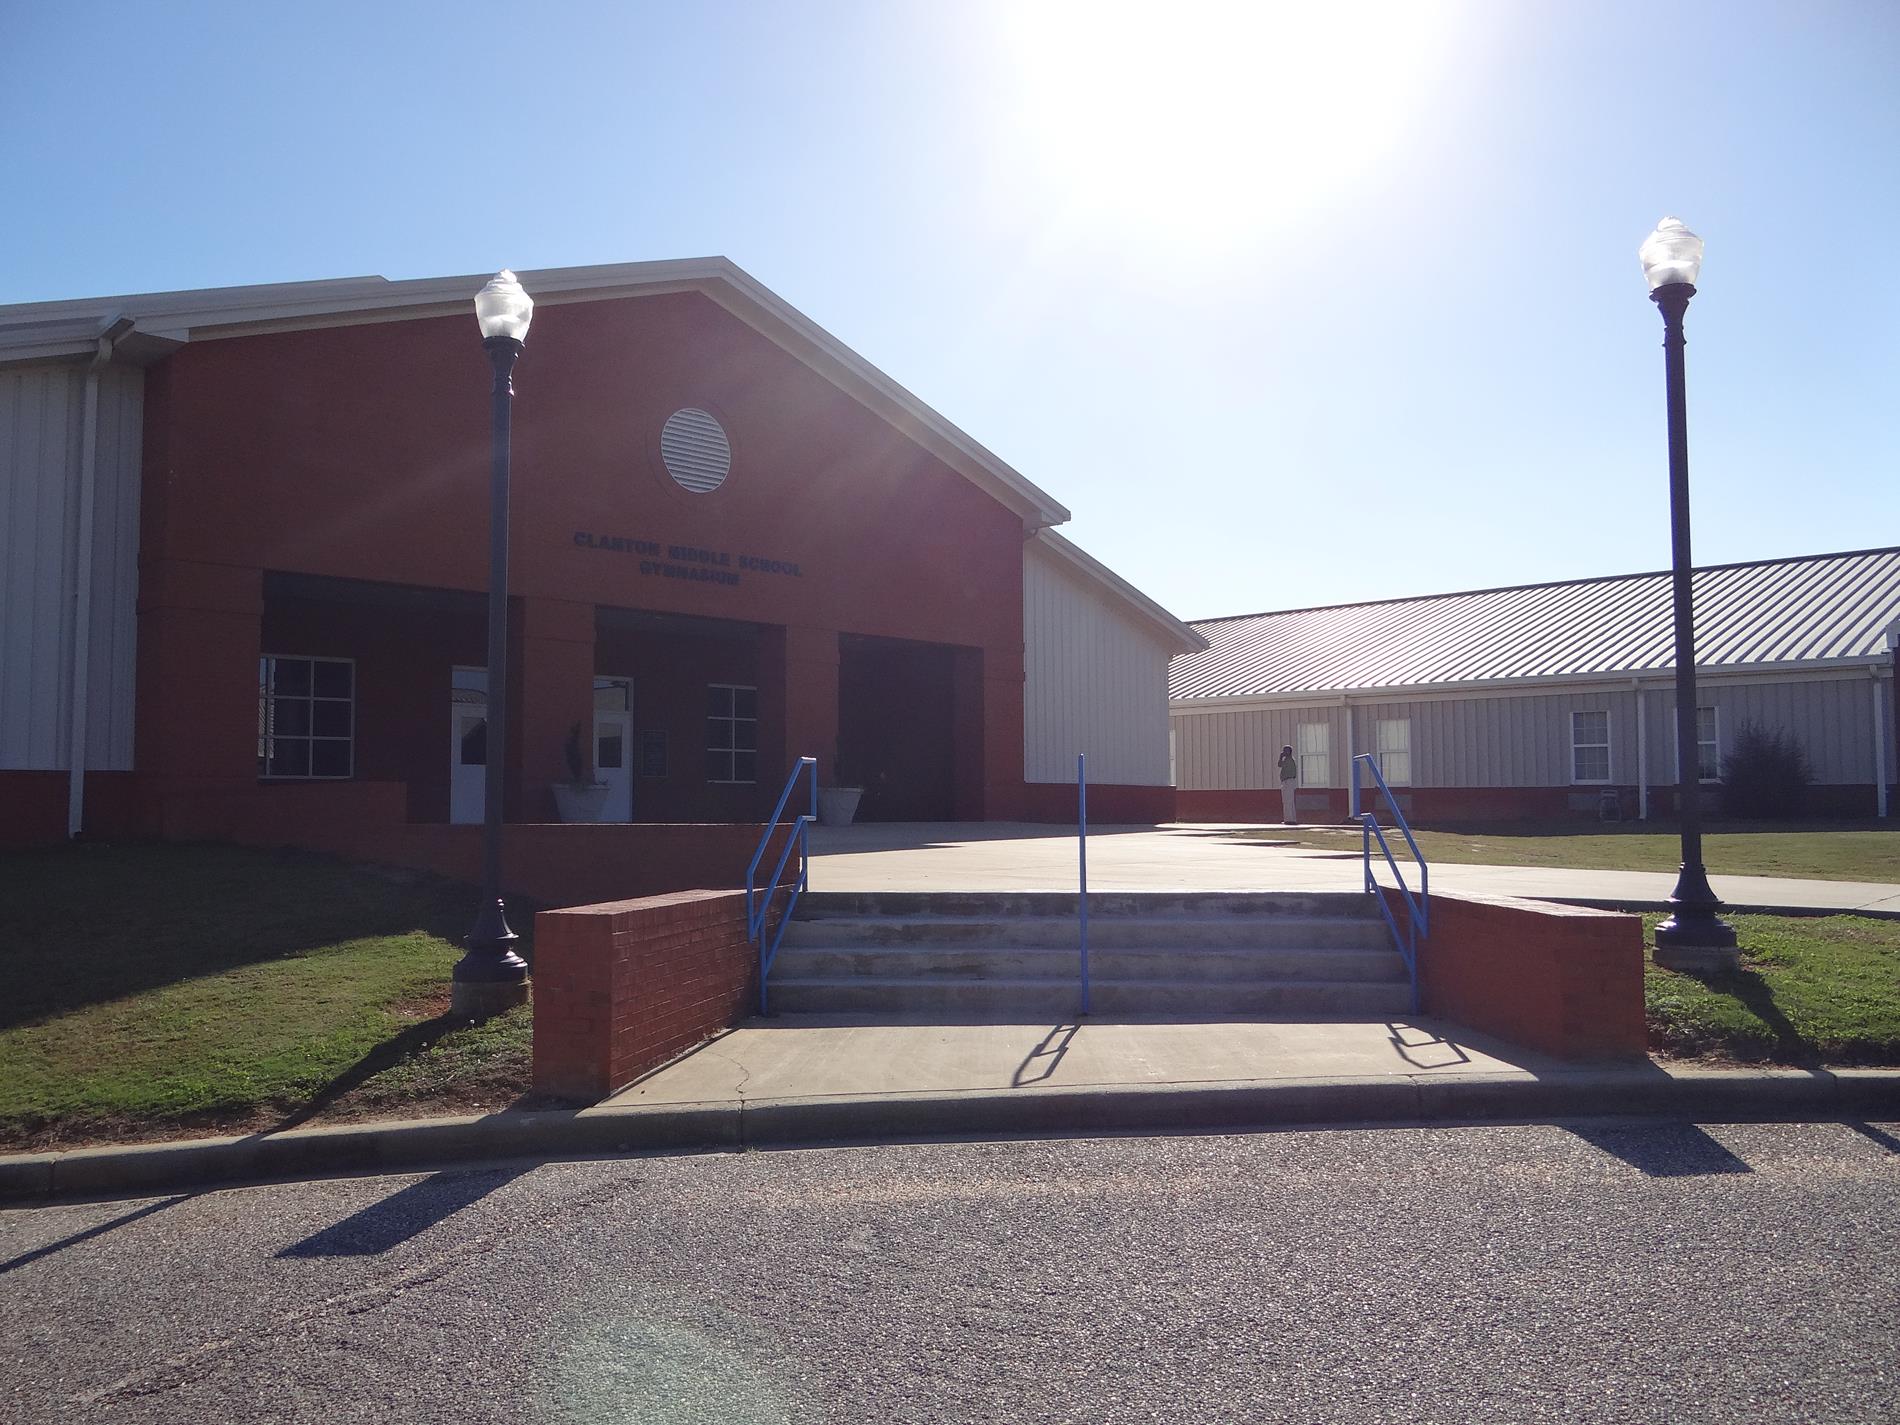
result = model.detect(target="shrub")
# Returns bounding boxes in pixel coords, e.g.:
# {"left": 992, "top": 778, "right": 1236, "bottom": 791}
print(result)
{"left": 1720, "top": 721, "right": 1812, "bottom": 819}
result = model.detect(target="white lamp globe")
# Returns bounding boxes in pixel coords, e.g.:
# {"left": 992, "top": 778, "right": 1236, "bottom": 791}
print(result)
{"left": 1639, "top": 218, "right": 1704, "bottom": 291}
{"left": 474, "top": 270, "right": 534, "bottom": 342}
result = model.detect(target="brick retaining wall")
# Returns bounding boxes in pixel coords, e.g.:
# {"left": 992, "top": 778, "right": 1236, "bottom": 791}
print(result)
{"left": 1383, "top": 886, "right": 1648, "bottom": 1060}
{"left": 532, "top": 889, "right": 763, "bottom": 1101}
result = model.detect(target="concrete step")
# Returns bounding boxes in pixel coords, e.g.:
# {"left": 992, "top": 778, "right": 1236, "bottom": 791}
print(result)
{"left": 794, "top": 890, "right": 1381, "bottom": 921}
{"left": 771, "top": 945, "right": 1408, "bottom": 984}
{"left": 779, "top": 913, "right": 1390, "bottom": 951}
{"left": 767, "top": 976, "right": 1414, "bottom": 1018}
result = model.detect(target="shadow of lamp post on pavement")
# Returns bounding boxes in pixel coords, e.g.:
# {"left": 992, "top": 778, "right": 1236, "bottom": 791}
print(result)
{"left": 1639, "top": 217, "right": 1740, "bottom": 973}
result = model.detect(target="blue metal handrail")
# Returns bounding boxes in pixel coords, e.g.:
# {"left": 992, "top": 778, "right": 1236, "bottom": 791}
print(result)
{"left": 746, "top": 755, "right": 817, "bottom": 1014}
{"left": 1351, "top": 753, "right": 1428, "bottom": 1015}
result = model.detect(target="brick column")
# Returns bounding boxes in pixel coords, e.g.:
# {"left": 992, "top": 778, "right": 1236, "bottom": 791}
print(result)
{"left": 512, "top": 597, "right": 596, "bottom": 822}
{"left": 773, "top": 625, "right": 839, "bottom": 785}
{"left": 981, "top": 642, "right": 1026, "bottom": 820}
{"left": 134, "top": 560, "right": 264, "bottom": 837}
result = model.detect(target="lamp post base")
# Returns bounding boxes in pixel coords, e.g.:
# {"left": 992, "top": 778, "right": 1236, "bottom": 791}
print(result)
{"left": 1653, "top": 905, "right": 1740, "bottom": 974}
{"left": 451, "top": 975, "right": 531, "bottom": 1020}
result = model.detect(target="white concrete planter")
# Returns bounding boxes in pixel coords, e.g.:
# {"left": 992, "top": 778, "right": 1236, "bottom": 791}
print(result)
{"left": 552, "top": 782, "right": 611, "bottom": 823}
{"left": 817, "top": 786, "right": 864, "bottom": 827}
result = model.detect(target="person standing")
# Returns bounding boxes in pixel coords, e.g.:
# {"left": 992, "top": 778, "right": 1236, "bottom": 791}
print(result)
{"left": 1277, "top": 743, "right": 1299, "bottom": 825}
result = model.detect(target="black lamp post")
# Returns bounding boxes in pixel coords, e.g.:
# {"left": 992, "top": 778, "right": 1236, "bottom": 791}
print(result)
{"left": 452, "top": 270, "right": 535, "bottom": 1018}
{"left": 1640, "top": 218, "right": 1739, "bottom": 972}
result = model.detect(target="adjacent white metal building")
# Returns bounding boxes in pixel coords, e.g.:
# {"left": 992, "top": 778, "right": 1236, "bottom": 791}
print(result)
{"left": 1171, "top": 549, "right": 1900, "bottom": 822}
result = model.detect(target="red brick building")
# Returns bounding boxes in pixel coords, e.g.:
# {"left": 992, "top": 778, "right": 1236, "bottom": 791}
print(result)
{"left": 1, "top": 260, "right": 1203, "bottom": 854}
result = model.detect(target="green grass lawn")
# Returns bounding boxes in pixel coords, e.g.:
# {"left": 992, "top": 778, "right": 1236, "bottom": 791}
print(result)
{"left": 1644, "top": 913, "right": 1900, "bottom": 1065}
{"left": 1247, "top": 821, "right": 1900, "bottom": 883}
{"left": 0, "top": 843, "right": 536, "bottom": 1148}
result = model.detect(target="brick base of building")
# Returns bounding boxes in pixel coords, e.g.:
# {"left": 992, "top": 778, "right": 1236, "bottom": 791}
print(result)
{"left": 1018, "top": 781, "right": 1176, "bottom": 824}
{"left": 1176, "top": 783, "right": 1894, "bottom": 825}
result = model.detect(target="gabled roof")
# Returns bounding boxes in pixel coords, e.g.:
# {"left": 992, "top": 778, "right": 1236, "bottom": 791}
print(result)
{"left": 1032, "top": 530, "right": 1208, "bottom": 656}
{"left": 1171, "top": 547, "right": 1900, "bottom": 703}
{"left": 0, "top": 258, "right": 1070, "bottom": 530}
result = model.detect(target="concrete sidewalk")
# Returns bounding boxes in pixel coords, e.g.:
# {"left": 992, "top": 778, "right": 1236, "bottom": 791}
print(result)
{"left": 808, "top": 821, "right": 1900, "bottom": 915}
{"left": 8, "top": 1016, "right": 1897, "bottom": 1203}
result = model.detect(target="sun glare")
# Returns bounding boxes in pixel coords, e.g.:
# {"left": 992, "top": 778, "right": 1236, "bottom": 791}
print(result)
{"left": 996, "top": 0, "right": 1458, "bottom": 255}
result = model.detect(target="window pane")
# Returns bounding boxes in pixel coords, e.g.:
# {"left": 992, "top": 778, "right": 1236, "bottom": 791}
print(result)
{"left": 1384, "top": 750, "right": 1412, "bottom": 786}
{"left": 273, "top": 659, "right": 311, "bottom": 695}
{"left": 1575, "top": 746, "right": 1609, "bottom": 782}
{"left": 707, "top": 718, "right": 732, "bottom": 750}
{"left": 452, "top": 667, "right": 488, "bottom": 695}
{"left": 1697, "top": 707, "right": 1717, "bottom": 741}
{"left": 272, "top": 698, "right": 311, "bottom": 736}
{"left": 708, "top": 686, "right": 733, "bottom": 716}
{"left": 733, "top": 719, "right": 757, "bottom": 751}
{"left": 1697, "top": 743, "right": 1720, "bottom": 780}
{"left": 732, "top": 751, "right": 757, "bottom": 783}
{"left": 1574, "top": 711, "right": 1608, "bottom": 744}
{"left": 310, "top": 741, "right": 351, "bottom": 778}
{"left": 706, "top": 749, "right": 731, "bottom": 782}
{"left": 312, "top": 701, "right": 351, "bottom": 737}
{"left": 1299, "top": 754, "right": 1329, "bottom": 787}
{"left": 597, "top": 732, "right": 624, "bottom": 770}
{"left": 312, "top": 661, "right": 351, "bottom": 698}
{"left": 267, "top": 741, "right": 310, "bottom": 778}
{"left": 460, "top": 715, "right": 487, "bottom": 767}
{"left": 640, "top": 731, "right": 667, "bottom": 778}
{"left": 593, "top": 679, "right": 630, "bottom": 711}
{"left": 733, "top": 687, "right": 757, "bottom": 719}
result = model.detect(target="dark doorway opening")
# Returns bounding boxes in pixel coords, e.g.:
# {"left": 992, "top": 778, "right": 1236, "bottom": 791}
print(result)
{"left": 838, "top": 635, "right": 962, "bottom": 821}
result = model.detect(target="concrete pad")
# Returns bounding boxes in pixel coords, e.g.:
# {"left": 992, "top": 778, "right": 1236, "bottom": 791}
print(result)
{"left": 609, "top": 1016, "right": 1557, "bottom": 1108}
{"left": 806, "top": 821, "right": 1900, "bottom": 914}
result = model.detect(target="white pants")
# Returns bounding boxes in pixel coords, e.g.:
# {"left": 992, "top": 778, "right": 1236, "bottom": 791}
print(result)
{"left": 1280, "top": 780, "right": 1297, "bottom": 823}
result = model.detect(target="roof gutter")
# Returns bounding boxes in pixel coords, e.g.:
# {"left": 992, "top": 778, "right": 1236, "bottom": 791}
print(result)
{"left": 67, "top": 314, "right": 133, "bottom": 839}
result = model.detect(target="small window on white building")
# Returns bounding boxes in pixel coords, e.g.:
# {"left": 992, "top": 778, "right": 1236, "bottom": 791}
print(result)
{"left": 1572, "top": 710, "right": 1611, "bottom": 784}
{"left": 1297, "top": 722, "right": 1330, "bottom": 787}
{"left": 1693, "top": 706, "right": 1720, "bottom": 782}
{"left": 1375, "top": 718, "right": 1411, "bottom": 786}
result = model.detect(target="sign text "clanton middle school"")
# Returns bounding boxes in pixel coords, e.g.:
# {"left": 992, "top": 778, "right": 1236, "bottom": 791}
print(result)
{"left": 573, "top": 531, "right": 804, "bottom": 588}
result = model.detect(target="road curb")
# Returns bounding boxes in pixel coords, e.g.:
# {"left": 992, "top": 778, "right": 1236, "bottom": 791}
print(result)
{"left": 4, "top": 1068, "right": 1896, "bottom": 1204}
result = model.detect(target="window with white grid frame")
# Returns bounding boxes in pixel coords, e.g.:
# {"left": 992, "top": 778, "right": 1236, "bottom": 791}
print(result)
{"left": 1572, "top": 710, "right": 1611, "bottom": 784}
{"left": 1296, "top": 722, "right": 1330, "bottom": 787}
{"left": 1676, "top": 705, "right": 1721, "bottom": 782}
{"left": 706, "top": 684, "right": 757, "bottom": 783}
{"left": 259, "top": 655, "right": 354, "bottom": 779}
{"left": 1375, "top": 718, "right": 1411, "bottom": 785}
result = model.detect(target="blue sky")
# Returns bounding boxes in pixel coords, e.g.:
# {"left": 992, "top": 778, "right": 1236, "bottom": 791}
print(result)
{"left": 5, "top": 1, "right": 1895, "bottom": 620}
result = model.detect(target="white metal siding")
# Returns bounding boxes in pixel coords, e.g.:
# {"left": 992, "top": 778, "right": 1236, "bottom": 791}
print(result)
{"left": 0, "top": 362, "right": 142, "bottom": 771}
{"left": 1024, "top": 541, "right": 1173, "bottom": 785}
{"left": 1645, "top": 674, "right": 1888, "bottom": 785}
{"left": 1175, "top": 672, "right": 1896, "bottom": 792}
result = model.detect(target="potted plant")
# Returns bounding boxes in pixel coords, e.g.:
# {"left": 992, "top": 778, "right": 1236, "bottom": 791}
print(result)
{"left": 817, "top": 739, "right": 864, "bottom": 826}
{"left": 551, "top": 721, "right": 610, "bottom": 823}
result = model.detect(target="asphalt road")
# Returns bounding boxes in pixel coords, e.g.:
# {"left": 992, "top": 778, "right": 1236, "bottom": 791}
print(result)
{"left": 4, "top": 1121, "right": 1897, "bottom": 1423}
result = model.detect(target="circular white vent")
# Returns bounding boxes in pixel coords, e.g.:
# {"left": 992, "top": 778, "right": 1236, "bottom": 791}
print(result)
{"left": 659, "top": 408, "right": 732, "bottom": 493}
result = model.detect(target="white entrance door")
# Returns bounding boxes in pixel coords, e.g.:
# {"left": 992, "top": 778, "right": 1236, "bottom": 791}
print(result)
{"left": 595, "top": 676, "right": 633, "bottom": 822}
{"left": 450, "top": 667, "right": 488, "bottom": 825}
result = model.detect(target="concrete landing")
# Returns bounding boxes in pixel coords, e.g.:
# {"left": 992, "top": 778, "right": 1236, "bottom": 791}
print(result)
{"left": 806, "top": 821, "right": 1900, "bottom": 915}
{"left": 608, "top": 1017, "right": 1556, "bottom": 1107}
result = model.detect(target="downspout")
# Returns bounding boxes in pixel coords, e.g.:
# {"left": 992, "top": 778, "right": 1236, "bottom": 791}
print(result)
{"left": 1634, "top": 677, "right": 1648, "bottom": 821}
{"left": 1344, "top": 697, "right": 1356, "bottom": 819}
{"left": 1878, "top": 647, "right": 1894, "bottom": 820}
{"left": 66, "top": 315, "right": 133, "bottom": 839}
